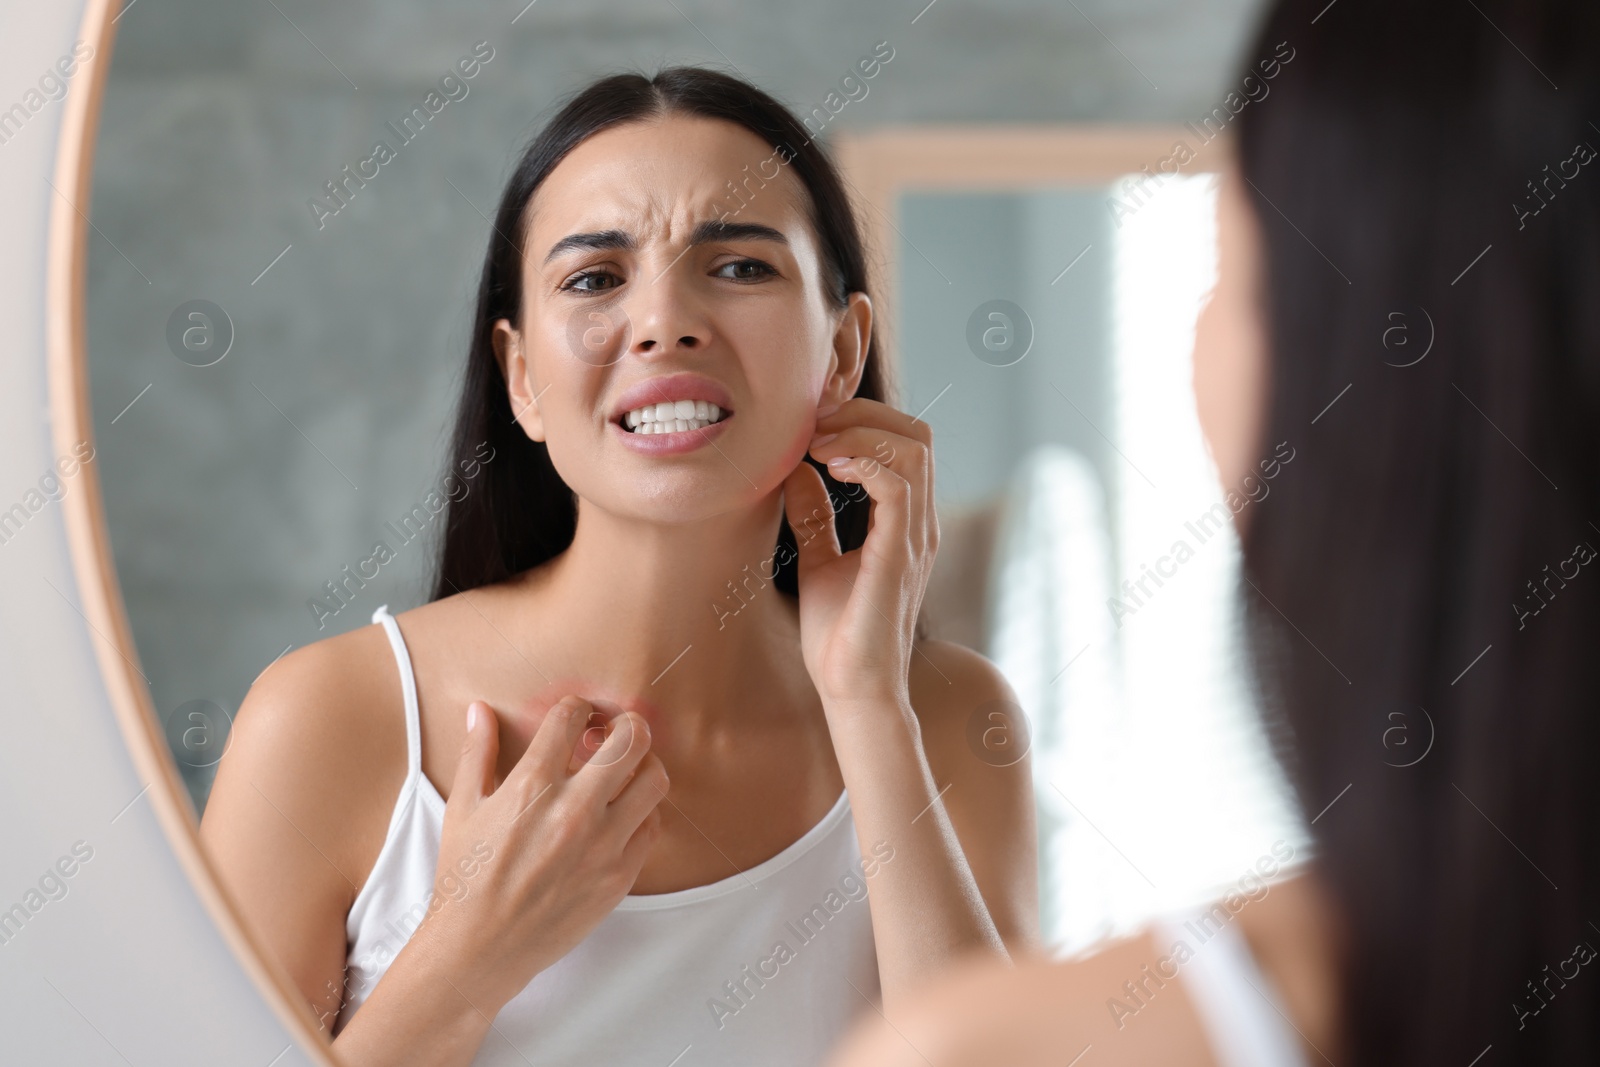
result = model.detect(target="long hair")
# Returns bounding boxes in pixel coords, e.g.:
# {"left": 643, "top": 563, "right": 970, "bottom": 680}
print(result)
{"left": 1235, "top": 0, "right": 1600, "bottom": 1061}
{"left": 431, "top": 67, "right": 909, "bottom": 626}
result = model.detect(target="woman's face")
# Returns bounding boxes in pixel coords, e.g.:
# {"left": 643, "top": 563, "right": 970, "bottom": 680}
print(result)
{"left": 494, "top": 114, "right": 871, "bottom": 523}
{"left": 1192, "top": 163, "right": 1269, "bottom": 530}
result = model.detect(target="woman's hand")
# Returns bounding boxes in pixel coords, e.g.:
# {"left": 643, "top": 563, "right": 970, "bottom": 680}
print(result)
{"left": 409, "top": 696, "right": 667, "bottom": 1016}
{"left": 782, "top": 397, "right": 939, "bottom": 711}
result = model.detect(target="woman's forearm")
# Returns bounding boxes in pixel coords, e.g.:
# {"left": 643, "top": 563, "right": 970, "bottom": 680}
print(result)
{"left": 825, "top": 694, "right": 1010, "bottom": 1016}
{"left": 328, "top": 930, "right": 499, "bottom": 1067}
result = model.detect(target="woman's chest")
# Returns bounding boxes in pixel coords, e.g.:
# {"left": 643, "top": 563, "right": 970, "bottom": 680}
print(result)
{"left": 626, "top": 758, "right": 846, "bottom": 894}
{"left": 413, "top": 683, "right": 846, "bottom": 895}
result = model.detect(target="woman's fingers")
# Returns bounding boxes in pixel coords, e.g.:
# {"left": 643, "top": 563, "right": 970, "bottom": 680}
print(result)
{"left": 783, "top": 460, "right": 843, "bottom": 572}
{"left": 810, "top": 426, "right": 927, "bottom": 505}
{"left": 808, "top": 413, "right": 934, "bottom": 546}
{"left": 810, "top": 425, "right": 928, "bottom": 548}
{"left": 449, "top": 700, "right": 502, "bottom": 811}
{"left": 824, "top": 455, "right": 915, "bottom": 555}
{"left": 812, "top": 396, "right": 933, "bottom": 518}
{"left": 813, "top": 396, "right": 933, "bottom": 448}
{"left": 572, "top": 710, "right": 654, "bottom": 800}
{"left": 503, "top": 695, "right": 593, "bottom": 793}
{"left": 606, "top": 751, "right": 670, "bottom": 832}
{"left": 619, "top": 805, "right": 665, "bottom": 871}
{"left": 424, "top": 703, "right": 665, "bottom": 1010}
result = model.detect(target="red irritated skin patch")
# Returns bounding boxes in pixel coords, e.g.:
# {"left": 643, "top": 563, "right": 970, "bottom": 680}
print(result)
{"left": 520, "top": 684, "right": 668, "bottom": 777}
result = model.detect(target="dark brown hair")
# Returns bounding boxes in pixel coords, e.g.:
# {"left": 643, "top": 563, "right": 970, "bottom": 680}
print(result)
{"left": 1236, "top": 0, "right": 1600, "bottom": 1061}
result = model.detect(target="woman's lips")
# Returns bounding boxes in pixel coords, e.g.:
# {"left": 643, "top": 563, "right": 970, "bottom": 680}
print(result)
{"left": 611, "top": 412, "right": 733, "bottom": 456}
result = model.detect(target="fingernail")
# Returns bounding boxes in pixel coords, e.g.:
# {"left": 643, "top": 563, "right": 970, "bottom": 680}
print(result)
{"left": 811, "top": 432, "right": 838, "bottom": 447}
{"left": 467, "top": 703, "right": 479, "bottom": 732}
{"left": 826, "top": 455, "right": 852, "bottom": 469}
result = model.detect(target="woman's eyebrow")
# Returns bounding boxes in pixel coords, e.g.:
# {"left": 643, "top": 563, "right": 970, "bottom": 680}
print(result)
{"left": 689, "top": 219, "right": 789, "bottom": 247}
{"left": 543, "top": 228, "right": 634, "bottom": 264}
{"left": 542, "top": 220, "right": 788, "bottom": 265}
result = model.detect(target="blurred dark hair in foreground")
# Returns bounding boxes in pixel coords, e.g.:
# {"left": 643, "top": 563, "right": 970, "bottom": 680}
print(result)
{"left": 1237, "top": 0, "right": 1600, "bottom": 1061}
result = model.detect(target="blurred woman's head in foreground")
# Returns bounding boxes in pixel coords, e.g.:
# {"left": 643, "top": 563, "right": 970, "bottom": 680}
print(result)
{"left": 1193, "top": 0, "right": 1600, "bottom": 1060}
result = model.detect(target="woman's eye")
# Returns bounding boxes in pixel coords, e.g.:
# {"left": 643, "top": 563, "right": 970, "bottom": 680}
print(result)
{"left": 714, "top": 259, "right": 777, "bottom": 282}
{"left": 562, "top": 270, "right": 621, "bottom": 293}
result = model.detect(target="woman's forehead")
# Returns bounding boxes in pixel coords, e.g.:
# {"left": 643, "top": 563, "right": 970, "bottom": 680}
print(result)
{"left": 527, "top": 115, "right": 813, "bottom": 250}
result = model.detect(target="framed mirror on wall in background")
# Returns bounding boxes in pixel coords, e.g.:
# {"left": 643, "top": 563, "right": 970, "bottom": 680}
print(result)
{"left": 838, "top": 128, "right": 1304, "bottom": 953}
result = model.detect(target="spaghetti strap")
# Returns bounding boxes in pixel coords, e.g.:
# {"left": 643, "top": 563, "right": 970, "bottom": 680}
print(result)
{"left": 1153, "top": 911, "right": 1309, "bottom": 1067}
{"left": 370, "top": 604, "right": 422, "bottom": 781}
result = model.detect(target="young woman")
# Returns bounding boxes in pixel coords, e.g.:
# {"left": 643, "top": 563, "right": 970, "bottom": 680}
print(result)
{"left": 198, "top": 68, "right": 1038, "bottom": 1066}
{"left": 827, "top": 0, "right": 1600, "bottom": 1064}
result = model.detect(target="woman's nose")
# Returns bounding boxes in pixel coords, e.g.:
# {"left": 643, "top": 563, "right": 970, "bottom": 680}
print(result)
{"left": 626, "top": 262, "right": 710, "bottom": 357}
{"left": 636, "top": 333, "right": 701, "bottom": 354}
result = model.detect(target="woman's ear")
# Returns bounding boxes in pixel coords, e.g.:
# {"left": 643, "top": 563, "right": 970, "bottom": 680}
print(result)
{"left": 493, "top": 318, "right": 546, "bottom": 442}
{"left": 819, "top": 292, "right": 872, "bottom": 415}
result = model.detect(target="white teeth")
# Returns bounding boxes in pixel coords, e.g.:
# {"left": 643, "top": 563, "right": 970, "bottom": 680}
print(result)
{"left": 641, "top": 416, "right": 714, "bottom": 434}
{"left": 646, "top": 418, "right": 705, "bottom": 434}
{"left": 622, "top": 401, "right": 725, "bottom": 433}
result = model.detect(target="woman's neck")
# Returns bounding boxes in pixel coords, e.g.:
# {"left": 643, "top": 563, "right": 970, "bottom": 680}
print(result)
{"left": 504, "top": 488, "right": 816, "bottom": 749}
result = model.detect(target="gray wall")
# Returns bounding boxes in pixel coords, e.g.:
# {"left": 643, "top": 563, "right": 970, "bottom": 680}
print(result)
{"left": 85, "top": 0, "right": 1261, "bottom": 809}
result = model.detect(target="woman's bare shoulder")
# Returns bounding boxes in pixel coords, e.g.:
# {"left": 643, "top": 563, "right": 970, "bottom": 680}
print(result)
{"left": 193, "top": 618, "right": 415, "bottom": 1022}
{"left": 828, "top": 872, "right": 1338, "bottom": 1067}
{"left": 826, "top": 929, "right": 1219, "bottom": 1067}
{"left": 905, "top": 637, "right": 1028, "bottom": 777}
{"left": 202, "top": 617, "right": 410, "bottom": 896}
{"left": 235, "top": 620, "right": 406, "bottom": 782}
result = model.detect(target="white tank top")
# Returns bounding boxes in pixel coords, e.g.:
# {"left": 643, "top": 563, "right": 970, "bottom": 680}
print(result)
{"left": 1154, "top": 910, "right": 1310, "bottom": 1067}
{"left": 333, "top": 605, "right": 881, "bottom": 1066}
